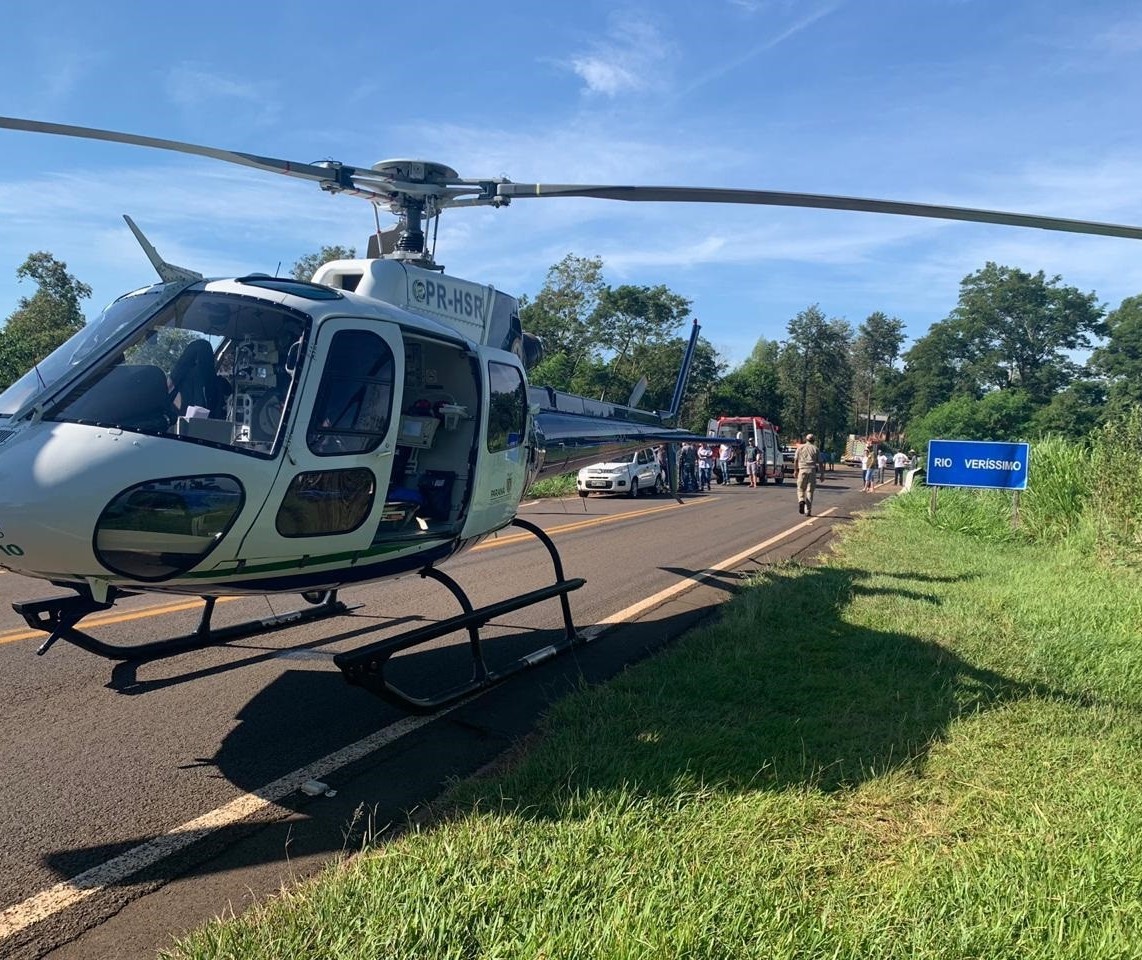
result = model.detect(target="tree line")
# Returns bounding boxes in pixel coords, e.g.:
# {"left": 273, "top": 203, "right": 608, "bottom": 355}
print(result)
{"left": 521, "top": 253, "right": 1131, "bottom": 452}
{"left": 2, "top": 246, "right": 1134, "bottom": 453}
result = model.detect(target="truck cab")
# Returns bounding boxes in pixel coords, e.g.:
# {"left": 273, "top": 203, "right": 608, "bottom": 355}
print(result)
{"left": 706, "top": 416, "right": 784, "bottom": 485}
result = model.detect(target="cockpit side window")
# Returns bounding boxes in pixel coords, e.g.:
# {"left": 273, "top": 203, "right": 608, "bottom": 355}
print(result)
{"left": 306, "top": 330, "right": 395, "bottom": 456}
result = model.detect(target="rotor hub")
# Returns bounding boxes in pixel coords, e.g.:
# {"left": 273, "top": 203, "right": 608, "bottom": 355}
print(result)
{"left": 370, "top": 159, "right": 461, "bottom": 186}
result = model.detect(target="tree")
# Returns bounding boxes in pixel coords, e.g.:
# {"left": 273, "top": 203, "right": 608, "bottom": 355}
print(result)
{"left": 851, "top": 311, "right": 905, "bottom": 437}
{"left": 1090, "top": 294, "right": 1142, "bottom": 419}
{"left": 1027, "top": 380, "right": 1106, "bottom": 440}
{"left": 290, "top": 245, "right": 357, "bottom": 281}
{"left": 0, "top": 252, "right": 91, "bottom": 388}
{"left": 707, "top": 337, "right": 783, "bottom": 420}
{"left": 592, "top": 284, "right": 691, "bottom": 401}
{"left": 946, "top": 262, "right": 1105, "bottom": 404}
{"left": 519, "top": 254, "right": 606, "bottom": 385}
{"left": 906, "top": 390, "right": 1036, "bottom": 452}
{"left": 620, "top": 335, "right": 723, "bottom": 428}
{"left": 899, "top": 320, "right": 977, "bottom": 423}
{"left": 776, "top": 305, "right": 853, "bottom": 444}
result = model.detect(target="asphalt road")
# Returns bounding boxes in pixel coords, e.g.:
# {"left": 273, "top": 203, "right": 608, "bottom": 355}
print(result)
{"left": 0, "top": 466, "right": 888, "bottom": 959}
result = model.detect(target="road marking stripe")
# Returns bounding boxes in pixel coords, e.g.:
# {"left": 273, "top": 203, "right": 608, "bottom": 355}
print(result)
{"left": 0, "top": 709, "right": 460, "bottom": 942}
{"left": 581, "top": 506, "right": 838, "bottom": 638}
{"left": 0, "top": 597, "right": 242, "bottom": 647}
{"left": 0, "top": 504, "right": 835, "bottom": 941}
{"left": 472, "top": 498, "right": 711, "bottom": 550}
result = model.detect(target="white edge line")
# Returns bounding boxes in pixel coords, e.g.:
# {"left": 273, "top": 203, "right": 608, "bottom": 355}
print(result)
{"left": 0, "top": 506, "right": 836, "bottom": 941}
{"left": 0, "top": 709, "right": 457, "bottom": 940}
{"left": 580, "top": 507, "right": 837, "bottom": 639}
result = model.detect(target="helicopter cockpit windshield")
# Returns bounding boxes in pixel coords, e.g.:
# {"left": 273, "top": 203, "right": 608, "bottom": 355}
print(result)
{"left": 0, "top": 282, "right": 185, "bottom": 419}
{"left": 30, "top": 288, "right": 311, "bottom": 455}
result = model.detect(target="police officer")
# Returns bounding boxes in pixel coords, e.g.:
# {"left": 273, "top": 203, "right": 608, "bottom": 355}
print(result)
{"left": 795, "top": 433, "right": 820, "bottom": 516}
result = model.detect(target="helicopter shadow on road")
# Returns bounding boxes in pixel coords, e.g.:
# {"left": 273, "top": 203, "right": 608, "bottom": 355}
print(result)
{"left": 41, "top": 590, "right": 732, "bottom": 886}
{"left": 44, "top": 562, "right": 1091, "bottom": 890}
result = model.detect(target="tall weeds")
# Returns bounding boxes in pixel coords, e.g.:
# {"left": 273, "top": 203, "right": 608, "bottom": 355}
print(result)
{"left": 1088, "top": 407, "right": 1142, "bottom": 550}
{"left": 907, "top": 420, "right": 1142, "bottom": 557}
{"left": 1018, "top": 433, "right": 1090, "bottom": 543}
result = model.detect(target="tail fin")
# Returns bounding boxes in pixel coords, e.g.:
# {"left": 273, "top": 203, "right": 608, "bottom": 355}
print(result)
{"left": 667, "top": 318, "right": 701, "bottom": 420}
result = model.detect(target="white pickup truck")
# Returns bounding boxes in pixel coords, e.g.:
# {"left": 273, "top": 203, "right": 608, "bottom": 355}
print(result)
{"left": 577, "top": 447, "right": 666, "bottom": 498}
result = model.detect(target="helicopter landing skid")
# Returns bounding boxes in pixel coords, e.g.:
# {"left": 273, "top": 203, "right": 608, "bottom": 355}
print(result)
{"left": 14, "top": 589, "right": 352, "bottom": 662}
{"left": 334, "top": 517, "right": 586, "bottom": 713}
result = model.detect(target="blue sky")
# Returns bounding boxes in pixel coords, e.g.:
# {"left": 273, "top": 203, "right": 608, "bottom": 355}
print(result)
{"left": 2, "top": 0, "right": 1142, "bottom": 366}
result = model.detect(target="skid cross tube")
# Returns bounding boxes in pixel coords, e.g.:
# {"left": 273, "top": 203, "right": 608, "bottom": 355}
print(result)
{"left": 14, "top": 588, "right": 351, "bottom": 663}
{"left": 334, "top": 517, "right": 585, "bottom": 712}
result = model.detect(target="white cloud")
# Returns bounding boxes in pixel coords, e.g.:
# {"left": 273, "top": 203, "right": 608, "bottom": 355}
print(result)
{"left": 562, "top": 15, "right": 673, "bottom": 96}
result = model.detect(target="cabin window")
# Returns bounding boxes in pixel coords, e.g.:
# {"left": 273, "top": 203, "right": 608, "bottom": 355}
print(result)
{"left": 94, "top": 475, "right": 245, "bottom": 581}
{"left": 307, "top": 330, "right": 395, "bottom": 455}
{"left": 275, "top": 468, "right": 376, "bottom": 537}
{"left": 486, "top": 361, "right": 526, "bottom": 453}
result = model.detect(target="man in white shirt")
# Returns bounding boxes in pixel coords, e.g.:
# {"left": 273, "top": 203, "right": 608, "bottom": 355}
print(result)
{"left": 718, "top": 442, "right": 734, "bottom": 485}
{"left": 697, "top": 442, "right": 714, "bottom": 490}
{"left": 892, "top": 450, "right": 910, "bottom": 485}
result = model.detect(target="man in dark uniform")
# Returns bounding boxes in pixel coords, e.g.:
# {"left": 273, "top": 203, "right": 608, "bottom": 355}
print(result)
{"left": 794, "top": 433, "right": 820, "bottom": 516}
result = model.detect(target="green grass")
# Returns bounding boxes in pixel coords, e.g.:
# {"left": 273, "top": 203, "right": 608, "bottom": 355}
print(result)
{"left": 526, "top": 471, "right": 577, "bottom": 498}
{"left": 166, "top": 493, "right": 1142, "bottom": 960}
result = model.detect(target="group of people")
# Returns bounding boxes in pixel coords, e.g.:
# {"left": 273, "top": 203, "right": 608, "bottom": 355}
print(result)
{"left": 862, "top": 447, "right": 916, "bottom": 491}
{"left": 659, "top": 433, "right": 919, "bottom": 517}
{"left": 669, "top": 431, "right": 824, "bottom": 517}
{"left": 674, "top": 439, "right": 738, "bottom": 492}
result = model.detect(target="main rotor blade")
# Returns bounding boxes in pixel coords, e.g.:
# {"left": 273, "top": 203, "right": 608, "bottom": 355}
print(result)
{"left": 497, "top": 183, "right": 1142, "bottom": 241}
{"left": 0, "top": 115, "right": 354, "bottom": 186}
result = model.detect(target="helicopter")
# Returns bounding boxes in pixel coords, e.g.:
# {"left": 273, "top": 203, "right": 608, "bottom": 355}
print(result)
{"left": 1, "top": 116, "right": 1141, "bottom": 711}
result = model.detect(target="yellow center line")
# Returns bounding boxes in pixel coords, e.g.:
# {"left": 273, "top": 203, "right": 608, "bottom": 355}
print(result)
{"left": 0, "top": 596, "right": 243, "bottom": 646}
{"left": 472, "top": 497, "right": 713, "bottom": 550}
{"left": 0, "top": 500, "right": 711, "bottom": 646}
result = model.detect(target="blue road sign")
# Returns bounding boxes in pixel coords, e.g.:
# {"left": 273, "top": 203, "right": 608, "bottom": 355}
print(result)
{"left": 926, "top": 439, "right": 1030, "bottom": 491}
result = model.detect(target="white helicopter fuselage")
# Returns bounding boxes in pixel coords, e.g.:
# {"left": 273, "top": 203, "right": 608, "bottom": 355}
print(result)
{"left": 0, "top": 264, "right": 534, "bottom": 599}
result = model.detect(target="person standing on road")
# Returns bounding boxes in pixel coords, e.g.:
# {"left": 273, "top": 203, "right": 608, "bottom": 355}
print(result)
{"left": 745, "top": 440, "right": 759, "bottom": 487}
{"left": 795, "top": 433, "right": 820, "bottom": 516}
{"left": 718, "top": 442, "right": 734, "bottom": 485}
{"left": 892, "top": 449, "right": 909, "bottom": 485}
{"left": 696, "top": 441, "right": 714, "bottom": 491}
{"left": 679, "top": 442, "right": 698, "bottom": 492}
{"left": 863, "top": 448, "right": 877, "bottom": 492}
{"left": 877, "top": 450, "right": 888, "bottom": 484}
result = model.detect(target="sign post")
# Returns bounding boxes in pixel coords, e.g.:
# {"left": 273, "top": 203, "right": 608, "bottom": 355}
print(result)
{"left": 925, "top": 439, "right": 1030, "bottom": 525}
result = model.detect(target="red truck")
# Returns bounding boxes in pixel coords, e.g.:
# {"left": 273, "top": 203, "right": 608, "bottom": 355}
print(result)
{"left": 705, "top": 415, "right": 785, "bottom": 484}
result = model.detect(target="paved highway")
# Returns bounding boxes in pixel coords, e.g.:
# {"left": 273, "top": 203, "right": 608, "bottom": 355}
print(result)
{"left": 0, "top": 467, "right": 885, "bottom": 959}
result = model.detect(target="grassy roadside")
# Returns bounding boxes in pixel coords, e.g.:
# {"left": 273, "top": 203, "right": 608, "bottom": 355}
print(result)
{"left": 167, "top": 491, "right": 1142, "bottom": 959}
{"left": 526, "top": 471, "right": 577, "bottom": 499}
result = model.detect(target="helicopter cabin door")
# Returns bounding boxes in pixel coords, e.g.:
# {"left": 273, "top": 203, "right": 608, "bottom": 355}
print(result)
{"left": 233, "top": 318, "right": 404, "bottom": 572}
